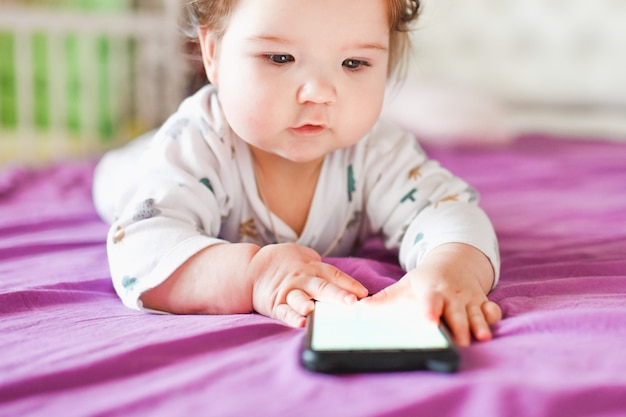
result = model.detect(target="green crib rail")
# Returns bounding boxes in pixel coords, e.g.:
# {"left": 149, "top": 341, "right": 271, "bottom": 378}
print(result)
{"left": 0, "top": 0, "right": 146, "bottom": 160}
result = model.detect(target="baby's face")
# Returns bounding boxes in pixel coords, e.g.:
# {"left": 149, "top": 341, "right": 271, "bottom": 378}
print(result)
{"left": 202, "top": 0, "right": 390, "bottom": 166}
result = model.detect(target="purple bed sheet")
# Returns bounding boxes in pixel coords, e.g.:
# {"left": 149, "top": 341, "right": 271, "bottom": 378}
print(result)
{"left": 1, "top": 135, "right": 626, "bottom": 417}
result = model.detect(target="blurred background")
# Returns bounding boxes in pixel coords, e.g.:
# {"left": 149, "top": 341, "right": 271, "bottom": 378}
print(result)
{"left": 0, "top": 0, "right": 188, "bottom": 163}
{"left": 401, "top": 0, "right": 626, "bottom": 144}
{"left": 1, "top": 0, "right": 625, "bottom": 164}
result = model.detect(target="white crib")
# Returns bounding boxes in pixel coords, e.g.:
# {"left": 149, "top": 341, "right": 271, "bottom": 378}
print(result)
{"left": 0, "top": 0, "right": 188, "bottom": 164}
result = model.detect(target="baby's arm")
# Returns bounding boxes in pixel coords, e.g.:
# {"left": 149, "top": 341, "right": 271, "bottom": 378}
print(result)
{"left": 375, "top": 200, "right": 502, "bottom": 346}
{"left": 365, "top": 243, "right": 501, "bottom": 346}
{"left": 359, "top": 122, "right": 501, "bottom": 345}
{"left": 141, "top": 242, "right": 368, "bottom": 327}
{"left": 100, "top": 111, "right": 367, "bottom": 326}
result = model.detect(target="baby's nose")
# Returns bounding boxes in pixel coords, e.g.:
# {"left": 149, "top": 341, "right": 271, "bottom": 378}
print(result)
{"left": 297, "top": 74, "right": 337, "bottom": 105}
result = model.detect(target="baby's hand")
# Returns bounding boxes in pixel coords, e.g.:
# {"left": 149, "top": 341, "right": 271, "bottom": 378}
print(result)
{"left": 247, "top": 243, "right": 369, "bottom": 327}
{"left": 364, "top": 243, "right": 502, "bottom": 346}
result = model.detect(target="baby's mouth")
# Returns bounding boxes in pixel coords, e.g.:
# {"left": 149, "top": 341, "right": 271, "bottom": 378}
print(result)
{"left": 291, "top": 124, "right": 326, "bottom": 135}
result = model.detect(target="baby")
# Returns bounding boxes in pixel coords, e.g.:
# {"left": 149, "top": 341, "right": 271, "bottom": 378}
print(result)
{"left": 93, "top": 0, "right": 502, "bottom": 346}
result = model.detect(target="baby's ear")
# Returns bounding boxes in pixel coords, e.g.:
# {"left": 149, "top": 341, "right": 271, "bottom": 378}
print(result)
{"left": 198, "top": 28, "right": 220, "bottom": 85}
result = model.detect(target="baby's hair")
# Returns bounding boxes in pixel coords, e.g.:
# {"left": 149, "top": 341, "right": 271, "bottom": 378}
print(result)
{"left": 182, "top": 0, "right": 421, "bottom": 79}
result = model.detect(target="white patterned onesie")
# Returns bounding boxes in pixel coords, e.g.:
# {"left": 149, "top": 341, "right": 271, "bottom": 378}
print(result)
{"left": 92, "top": 85, "right": 500, "bottom": 311}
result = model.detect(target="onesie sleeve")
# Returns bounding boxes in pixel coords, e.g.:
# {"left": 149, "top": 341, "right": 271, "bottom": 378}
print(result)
{"left": 105, "top": 112, "right": 233, "bottom": 311}
{"left": 363, "top": 121, "right": 500, "bottom": 287}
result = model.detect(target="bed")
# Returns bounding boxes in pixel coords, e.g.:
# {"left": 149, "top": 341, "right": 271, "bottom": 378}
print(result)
{"left": 2, "top": 133, "right": 625, "bottom": 417}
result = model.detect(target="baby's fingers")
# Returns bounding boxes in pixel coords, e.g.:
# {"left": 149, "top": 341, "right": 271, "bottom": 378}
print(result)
{"left": 286, "top": 289, "right": 315, "bottom": 316}
{"left": 274, "top": 303, "right": 307, "bottom": 328}
{"left": 303, "top": 276, "right": 360, "bottom": 305}
{"left": 467, "top": 304, "right": 492, "bottom": 342}
{"left": 443, "top": 303, "right": 472, "bottom": 347}
{"left": 452, "top": 301, "right": 500, "bottom": 345}
{"left": 362, "top": 280, "right": 407, "bottom": 305}
{"left": 316, "top": 263, "right": 368, "bottom": 299}
{"left": 482, "top": 300, "right": 502, "bottom": 325}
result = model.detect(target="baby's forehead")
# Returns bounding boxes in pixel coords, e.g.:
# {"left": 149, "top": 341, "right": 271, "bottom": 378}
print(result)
{"left": 224, "top": 0, "right": 390, "bottom": 46}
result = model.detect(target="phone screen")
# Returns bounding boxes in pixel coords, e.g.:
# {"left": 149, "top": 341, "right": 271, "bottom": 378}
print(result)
{"left": 310, "top": 300, "right": 450, "bottom": 351}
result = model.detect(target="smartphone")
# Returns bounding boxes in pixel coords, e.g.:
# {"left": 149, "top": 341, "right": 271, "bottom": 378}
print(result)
{"left": 301, "top": 300, "right": 459, "bottom": 373}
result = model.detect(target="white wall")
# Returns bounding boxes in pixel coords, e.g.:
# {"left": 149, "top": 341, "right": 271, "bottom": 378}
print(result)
{"left": 405, "top": 0, "right": 626, "bottom": 139}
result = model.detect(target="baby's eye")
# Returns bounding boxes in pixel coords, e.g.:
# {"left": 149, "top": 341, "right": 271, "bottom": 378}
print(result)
{"left": 342, "top": 59, "right": 370, "bottom": 70}
{"left": 265, "top": 54, "right": 295, "bottom": 65}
